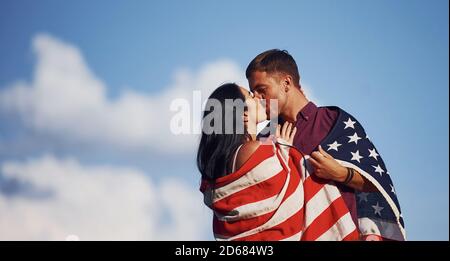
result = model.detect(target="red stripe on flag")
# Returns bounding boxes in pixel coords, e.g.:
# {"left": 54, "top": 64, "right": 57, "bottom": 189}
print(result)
{"left": 213, "top": 169, "right": 287, "bottom": 212}
{"left": 342, "top": 229, "right": 359, "bottom": 241}
{"left": 214, "top": 144, "right": 274, "bottom": 187}
{"left": 213, "top": 210, "right": 275, "bottom": 238}
{"left": 301, "top": 196, "right": 351, "bottom": 240}
{"left": 303, "top": 175, "right": 327, "bottom": 203}
{"left": 231, "top": 208, "right": 304, "bottom": 241}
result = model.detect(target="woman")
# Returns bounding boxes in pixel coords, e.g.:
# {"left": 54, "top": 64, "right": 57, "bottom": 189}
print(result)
{"left": 197, "top": 83, "right": 358, "bottom": 241}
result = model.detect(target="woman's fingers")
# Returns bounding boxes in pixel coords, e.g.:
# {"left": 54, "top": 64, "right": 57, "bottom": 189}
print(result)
{"left": 281, "top": 122, "right": 292, "bottom": 139}
{"left": 289, "top": 127, "right": 297, "bottom": 143}
{"left": 276, "top": 122, "right": 297, "bottom": 144}
{"left": 286, "top": 122, "right": 292, "bottom": 138}
{"left": 281, "top": 122, "right": 287, "bottom": 138}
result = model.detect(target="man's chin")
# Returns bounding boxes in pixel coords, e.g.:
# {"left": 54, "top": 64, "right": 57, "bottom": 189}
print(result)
{"left": 266, "top": 111, "right": 279, "bottom": 121}
{"left": 265, "top": 110, "right": 272, "bottom": 120}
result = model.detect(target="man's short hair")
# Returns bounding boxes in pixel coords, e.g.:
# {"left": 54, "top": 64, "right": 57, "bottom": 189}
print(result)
{"left": 246, "top": 49, "right": 300, "bottom": 87}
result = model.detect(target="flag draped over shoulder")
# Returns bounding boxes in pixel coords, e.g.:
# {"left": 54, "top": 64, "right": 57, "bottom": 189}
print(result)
{"left": 200, "top": 138, "right": 359, "bottom": 241}
{"left": 320, "top": 107, "right": 406, "bottom": 241}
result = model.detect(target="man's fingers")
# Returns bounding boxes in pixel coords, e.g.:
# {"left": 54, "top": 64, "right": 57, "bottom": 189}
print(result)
{"left": 308, "top": 157, "right": 320, "bottom": 169}
{"left": 318, "top": 145, "right": 331, "bottom": 158}
{"left": 276, "top": 124, "right": 281, "bottom": 137}
{"left": 310, "top": 151, "right": 325, "bottom": 163}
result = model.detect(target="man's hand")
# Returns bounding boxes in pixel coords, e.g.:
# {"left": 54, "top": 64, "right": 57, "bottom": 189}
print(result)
{"left": 308, "top": 145, "right": 378, "bottom": 192}
{"left": 308, "top": 145, "right": 347, "bottom": 182}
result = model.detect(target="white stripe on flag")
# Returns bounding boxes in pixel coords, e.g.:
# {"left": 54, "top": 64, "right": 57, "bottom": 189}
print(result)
{"left": 213, "top": 155, "right": 283, "bottom": 203}
{"left": 316, "top": 212, "right": 356, "bottom": 241}
{"left": 216, "top": 167, "right": 291, "bottom": 221}
{"left": 304, "top": 183, "right": 341, "bottom": 228}
{"left": 358, "top": 217, "right": 404, "bottom": 241}
{"left": 215, "top": 178, "right": 304, "bottom": 241}
{"left": 281, "top": 231, "right": 302, "bottom": 241}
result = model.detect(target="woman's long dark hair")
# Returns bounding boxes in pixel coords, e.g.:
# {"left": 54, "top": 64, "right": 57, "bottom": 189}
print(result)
{"left": 197, "top": 83, "right": 250, "bottom": 181}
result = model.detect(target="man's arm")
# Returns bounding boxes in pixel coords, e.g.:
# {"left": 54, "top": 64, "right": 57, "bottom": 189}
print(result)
{"left": 308, "top": 145, "right": 377, "bottom": 192}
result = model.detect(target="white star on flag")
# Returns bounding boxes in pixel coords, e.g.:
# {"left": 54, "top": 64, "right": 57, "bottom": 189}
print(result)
{"left": 357, "top": 192, "right": 369, "bottom": 203}
{"left": 368, "top": 148, "right": 379, "bottom": 160}
{"left": 372, "top": 164, "right": 385, "bottom": 176}
{"left": 390, "top": 184, "right": 396, "bottom": 194}
{"left": 327, "top": 141, "right": 342, "bottom": 151}
{"left": 347, "top": 132, "right": 362, "bottom": 145}
{"left": 343, "top": 117, "right": 356, "bottom": 129}
{"left": 350, "top": 150, "right": 364, "bottom": 163}
{"left": 372, "top": 202, "right": 384, "bottom": 216}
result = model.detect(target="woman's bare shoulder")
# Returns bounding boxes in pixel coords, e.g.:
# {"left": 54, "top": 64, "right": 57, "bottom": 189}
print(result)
{"left": 235, "top": 141, "right": 261, "bottom": 170}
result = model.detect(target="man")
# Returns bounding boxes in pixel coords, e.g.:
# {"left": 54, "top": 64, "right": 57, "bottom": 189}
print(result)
{"left": 247, "top": 49, "right": 405, "bottom": 241}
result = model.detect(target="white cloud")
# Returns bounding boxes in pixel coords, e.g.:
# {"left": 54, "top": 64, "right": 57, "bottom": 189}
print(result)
{"left": 0, "top": 33, "right": 247, "bottom": 154}
{"left": 0, "top": 155, "right": 212, "bottom": 240}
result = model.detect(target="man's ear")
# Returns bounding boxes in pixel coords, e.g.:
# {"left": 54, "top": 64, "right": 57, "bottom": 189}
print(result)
{"left": 283, "top": 75, "right": 293, "bottom": 92}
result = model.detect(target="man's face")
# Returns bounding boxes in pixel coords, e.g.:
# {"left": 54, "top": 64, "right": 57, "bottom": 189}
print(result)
{"left": 248, "top": 71, "right": 285, "bottom": 119}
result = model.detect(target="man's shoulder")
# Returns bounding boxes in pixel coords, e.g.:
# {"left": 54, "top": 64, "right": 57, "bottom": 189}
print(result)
{"left": 319, "top": 105, "right": 370, "bottom": 137}
{"left": 319, "top": 106, "right": 360, "bottom": 123}
{"left": 318, "top": 105, "right": 342, "bottom": 114}
{"left": 319, "top": 105, "right": 341, "bottom": 111}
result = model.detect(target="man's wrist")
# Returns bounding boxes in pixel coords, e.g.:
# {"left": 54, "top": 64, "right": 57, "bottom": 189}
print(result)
{"left": 335, "top": 166, "right": 349, "bottom": 183}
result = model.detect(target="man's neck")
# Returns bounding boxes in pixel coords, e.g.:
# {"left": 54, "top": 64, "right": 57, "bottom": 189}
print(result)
{"left": 281, "top": 91, "right": 309, "bottom": 122}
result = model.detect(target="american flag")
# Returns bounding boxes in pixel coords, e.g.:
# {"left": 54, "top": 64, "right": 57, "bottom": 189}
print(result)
{"left": 319, "top": 107, "right": 406, "bottom": 240}
{"left": 200, "top": 138, "right": 360, "bottom": 241}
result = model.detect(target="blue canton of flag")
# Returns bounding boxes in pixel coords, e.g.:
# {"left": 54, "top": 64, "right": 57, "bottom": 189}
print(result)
{"left": 320, "top": 107, "right": 406, "bottom": 240}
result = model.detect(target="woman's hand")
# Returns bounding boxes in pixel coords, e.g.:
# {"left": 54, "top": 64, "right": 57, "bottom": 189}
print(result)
{"left": 276, "top": 122, "right": 297, "bottom": 146}
{"left": 308, "top": 145, "right": 348, "bottom": 182}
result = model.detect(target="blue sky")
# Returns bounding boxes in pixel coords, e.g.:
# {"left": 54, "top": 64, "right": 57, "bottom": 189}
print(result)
{"left": 0, "top": 0, "right": 448, "bottom": 240}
